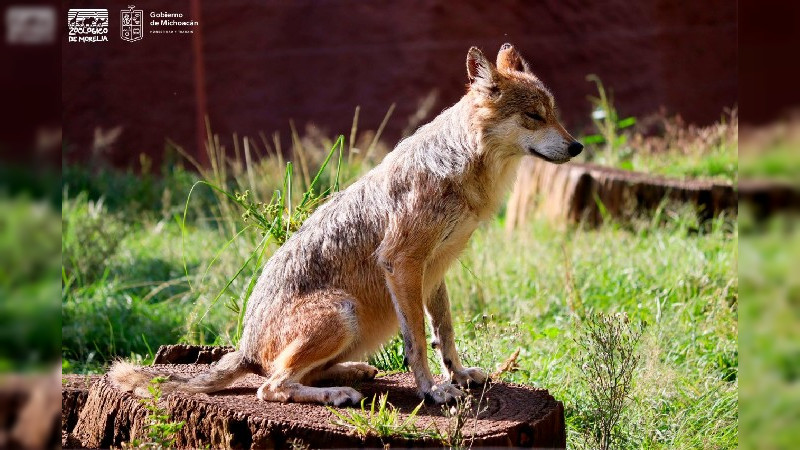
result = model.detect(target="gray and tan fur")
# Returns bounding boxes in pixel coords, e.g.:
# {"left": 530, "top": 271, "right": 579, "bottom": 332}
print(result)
{"left": 111, "top": 43, "right": 583, "bottom": 406}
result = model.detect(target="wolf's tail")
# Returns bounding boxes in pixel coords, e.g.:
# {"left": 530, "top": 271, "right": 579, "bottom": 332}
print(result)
{"left": 109, "top": 351, "right": 251, "bottom": 397}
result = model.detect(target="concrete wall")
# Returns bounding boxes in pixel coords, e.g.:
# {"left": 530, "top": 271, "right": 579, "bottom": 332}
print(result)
{"left": 62, "top": 0, "right": 737, "bottom": 167}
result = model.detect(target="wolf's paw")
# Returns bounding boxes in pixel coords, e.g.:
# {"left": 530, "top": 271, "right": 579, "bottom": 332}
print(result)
{"left": 423, "top": 382, "right": 464, "bottom": 405}
{"left": 319, "top": 362, "right": 379, "bottom": 384}
{"left": 450, "top": 367, "right": 488, "bottom": 389}
{"left": 320, "top": 386, "right": 364, "bottom": 407}
{"left": 344, "top": 362, "right": 379, "bottom": 380}
{"left": 258, "top": 384, "right": 364, "bottom": 406}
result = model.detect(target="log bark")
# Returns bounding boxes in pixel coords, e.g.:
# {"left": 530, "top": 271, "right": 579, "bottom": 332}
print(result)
{"left": 66, "top": 346, "right": 566, "bottom": 449}
{"left": 62, "top": 375, "right": 99, "bottom": 440}
{"left": 506, "top": 159, "right": 740, "bottom": 229}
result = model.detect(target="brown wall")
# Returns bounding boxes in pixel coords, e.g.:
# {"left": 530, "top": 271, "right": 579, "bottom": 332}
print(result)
{"left": 62, "top": 0, "right": 737, "bottom": 168}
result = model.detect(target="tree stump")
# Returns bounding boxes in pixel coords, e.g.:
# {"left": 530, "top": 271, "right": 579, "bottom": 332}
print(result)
{"left": 65, "top": 346, "right": 566, "bottom": 449}
{"left": 62, "top": 374, "right": 100, "bottom": 448}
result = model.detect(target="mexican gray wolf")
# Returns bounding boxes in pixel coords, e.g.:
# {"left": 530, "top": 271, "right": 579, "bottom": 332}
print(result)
{"left": 111, "top": 43, "right": 583, "bottom": 406}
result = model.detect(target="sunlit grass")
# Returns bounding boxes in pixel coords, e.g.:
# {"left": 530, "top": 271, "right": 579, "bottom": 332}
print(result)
{"left": 446, "top": 212, "right": 737, "bottom": 448}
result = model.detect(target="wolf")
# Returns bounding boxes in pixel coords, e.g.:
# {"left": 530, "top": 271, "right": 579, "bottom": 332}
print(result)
{"left": 111, "top": 43, "right": 583, "bottom": 406}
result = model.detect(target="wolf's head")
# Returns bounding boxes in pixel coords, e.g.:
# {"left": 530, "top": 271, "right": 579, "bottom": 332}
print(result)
{"left": 466, "top": 44, "right": 582, "bottom": 164}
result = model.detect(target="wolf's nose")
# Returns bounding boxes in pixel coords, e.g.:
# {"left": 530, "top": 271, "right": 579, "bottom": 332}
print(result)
{"left": 568, "top": 141, "right": 584, "bottom": 157}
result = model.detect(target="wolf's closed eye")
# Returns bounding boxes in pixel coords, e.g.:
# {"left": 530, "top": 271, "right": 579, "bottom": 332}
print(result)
{"left": 525, "top": 112, "right": 545, "bottom": 122}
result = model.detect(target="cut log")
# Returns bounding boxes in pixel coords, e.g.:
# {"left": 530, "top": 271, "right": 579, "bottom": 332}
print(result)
{"left": 506, "top": 159, "right": 739, "bottom": 229}
{"left": 68, "top": 346, "right": 566, "bottom": 449}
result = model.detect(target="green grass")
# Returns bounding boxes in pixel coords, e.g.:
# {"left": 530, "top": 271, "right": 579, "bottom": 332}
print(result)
{"left": 445, "top": 213, "right": 737, "bottom": 448}
{"left": 636, "top": 145, "right": 737, "bottom": 182}
{"left": 61, "top": 193, "right": 261, "bottom": 369}
{"left": 61, "top": 134, "right": 737, "bottom": 447}
{"left": 1, "top": 196, "right": 61, "bottom": 371}
{"left": 580, "top": 122, "right": 738, "bottom": 184}
{"left": 740, "top": 137, "right": 800, "bottom": 182}
{"left": 327, "top": 393, "right": 440, "bottom": 441}
{"left": 738, "top": 210, "right": 800, "bottom": 449}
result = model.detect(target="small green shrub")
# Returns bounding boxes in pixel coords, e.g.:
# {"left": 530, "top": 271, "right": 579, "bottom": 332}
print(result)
{"left": 123, "top": 376, "right": 185, "bottom": 449}
{"left": 573, "top": 312, "right": 645, "bottom": 450}
{"left": 436, "top": 388, "right": 493, "bottom": 449}
{"left": 583, "top": 74, "right": 637, "bottom": 165}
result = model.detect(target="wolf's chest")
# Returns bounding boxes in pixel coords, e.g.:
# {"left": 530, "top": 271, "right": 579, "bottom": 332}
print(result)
{"left": 422, "top": 218, "right": 478, "bottom": 299}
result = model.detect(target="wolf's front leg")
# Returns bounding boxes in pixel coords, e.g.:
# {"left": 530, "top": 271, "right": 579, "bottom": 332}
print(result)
{"left": 382, "top": 257, "right": 463, "bottom": 404}
{"left": 427, "top": 282, "right": 488, "bottom": 388}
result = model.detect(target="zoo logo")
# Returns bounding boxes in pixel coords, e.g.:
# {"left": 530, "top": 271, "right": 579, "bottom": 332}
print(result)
{"left": 121, "top": 5, "right": 144, "bottom": 42}
{"left": 67, "top": 9, "right": 108, "bottom": 40}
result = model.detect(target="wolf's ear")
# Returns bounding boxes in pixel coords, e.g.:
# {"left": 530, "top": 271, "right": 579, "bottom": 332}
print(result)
{"left": 496, "top": 43, "right": 531, "bottom": 74}
{"left": 466, "top": 47, "right": 498, "bottom": 92}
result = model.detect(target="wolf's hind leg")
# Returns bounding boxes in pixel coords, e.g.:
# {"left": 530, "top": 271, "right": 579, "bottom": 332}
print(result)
{"left": 256, "top": 293, "right": 364, "bottom": 406}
